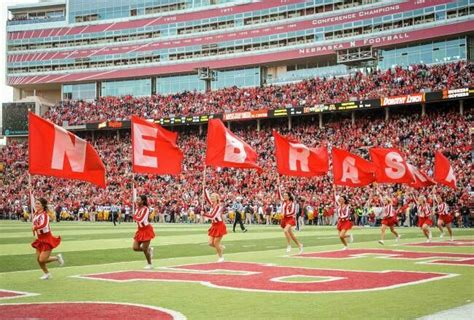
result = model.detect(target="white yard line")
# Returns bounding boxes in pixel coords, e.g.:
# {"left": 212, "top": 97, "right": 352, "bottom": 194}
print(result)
{"left": 417, "top": 303, "right": 474, "bottom": 320}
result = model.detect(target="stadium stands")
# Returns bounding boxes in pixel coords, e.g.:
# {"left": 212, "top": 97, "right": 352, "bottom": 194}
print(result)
{"left": 2, "top": 102, "right": 471, "bottom": 225}
{"left": 44, "top": 61, "right": 472, "bottom": 125}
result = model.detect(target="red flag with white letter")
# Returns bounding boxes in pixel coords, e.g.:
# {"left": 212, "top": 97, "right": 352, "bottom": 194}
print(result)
{"left": 332, "top": 147, "right": 376, "bottom": 187}
{"left": 205, "top": 119, "right": 261, "bottom": 171}
{"left": 434, "top": 152, "right": 456, "bottom": 189}
{"left": 28, "top": 112, "right": 106, "bottom": 188}
{"left": 131, "top": 115, "right": 183, "bottom": 175}
{"left": 407, "top": 163, "right": 436, "bottom": 188}
{"left": 369, "top": 148, "right": 414, "bottom": 184}
{"left": 273, "top": 131, "right": 328, "bottom": 177}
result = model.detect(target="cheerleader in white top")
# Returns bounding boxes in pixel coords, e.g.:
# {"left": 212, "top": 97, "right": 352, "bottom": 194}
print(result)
{"left": 132, "top": 195, "right": 155, "bottom": 269}
{"left": 204, "top": 189, "right": 227, "bottom": 262}
{"left": 434, "top": 192, "right": 454, "bottom": 241}
{"left": 412, "top": 194, "right": 433, "bottom": 242}
{"left": 31, "top": 198, "right": 64, "bottom": 280}
{"left": 335, "top": 193, "right": 354, "bottom": 250}
{"left": 277, "top": 186, "right": 303, "bottom": 254}
{"left": 376, "top": 191, "right": 400, "bottom": 245}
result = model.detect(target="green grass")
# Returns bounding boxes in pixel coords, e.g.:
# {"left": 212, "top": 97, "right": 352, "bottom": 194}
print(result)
{"left": 0, "top": 221, "right": 473, "bottom": 320}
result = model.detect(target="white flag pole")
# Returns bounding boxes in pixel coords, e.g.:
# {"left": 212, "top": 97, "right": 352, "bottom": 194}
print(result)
{"left": 132, "top": 173, "right": 137, "bottom": 214}
{"left": 28, "top": 173, "right": 35, "bottom": 233}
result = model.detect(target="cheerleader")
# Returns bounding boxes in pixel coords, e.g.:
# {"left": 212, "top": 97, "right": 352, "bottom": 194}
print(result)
{"left": 335, "top": 193, "right": 353, "bottom": 250}
{"left": 132, "top": 195, "right": 155, "bottom": 269}
{"left": 377, "top": 194, "right": 400, "bottom": 245}
{"left": 31, "top": 198, "right": 64, "bottom": 280}
{"left": 277, "top": 186, "right": 303, "bottom": 254}
{"left": 414, "top": 194, "right": 433, "bottom": 242}
{"left": 434, "top": 193, "right": 454, "bottom": 241}
{"left": 203, "top": 189, "right": 227, "bottom": 262}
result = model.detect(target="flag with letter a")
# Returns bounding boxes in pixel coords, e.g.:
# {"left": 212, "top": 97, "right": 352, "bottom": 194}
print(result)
{"left": 434, "top": 152, "right": 456, "bottom": 189}
{"left": 332, "top": 147, "right": 376, "bottom": 187}
{"left": 131, "top": 115, "right": 183, "bottom": 175}
{"left": 273, "top": 131, "right": 328, "bottom": 177}
{"left": 28, "top": 112, "right": 106, "bottom": 188}
{"left": 205, "top": 119, "right": 261, "bottom": 171}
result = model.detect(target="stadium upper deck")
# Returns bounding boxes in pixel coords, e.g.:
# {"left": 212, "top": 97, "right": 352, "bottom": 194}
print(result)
{"left": 5, "top": 0, "right": 474, "bottom": 101}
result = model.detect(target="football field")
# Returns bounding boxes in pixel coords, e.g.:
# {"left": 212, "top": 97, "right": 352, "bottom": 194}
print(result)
{"left": 0, "top": 221, "right": 473, "bottom": 319}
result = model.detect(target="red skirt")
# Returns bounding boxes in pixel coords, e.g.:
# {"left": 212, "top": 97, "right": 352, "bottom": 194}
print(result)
{"left": 208, "top": 221, "right": 227, "bottom": 238}
{"left": 382, "top": 216, "right": 398, "bottom": 227}
{"left": 438, "top": 215, "right": 453, "bottom": 224}
{"left": 418, "top": 217, "right": 433, "bottom": 228}
{"left": 31, "top": 232, "right": 61, "bottom": 252}
{"left": 337, "top": 220, "right": 353, "bottom": 232}
{"left": 280, "top": 216, "right": 296, "bottom": 229}
{"left": 134, "top": 224, "right": 155, "bottom": 242}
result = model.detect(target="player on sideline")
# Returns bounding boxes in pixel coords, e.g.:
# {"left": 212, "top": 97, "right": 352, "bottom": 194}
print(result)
{"left": 335, "top": 192, "right": 353, "bottom": 250}
{"left": 433, "top": 191, "right": 454, "bottom": 241}
{"left": 31, "top": 198, "right": 64, "bottom": 280}
{"left": 203, "top": 188, "right": 227, "bottom": 262}
{"left": 132, "top": 195, "right": 155, "bottom": 269}
{"left": 277, "top": 185, "right": 303, "bottom": 254}
{"left": 413, "top": 194, "right": 433, "bottom": 242}
{"left": 376, "top": 190, "right": 400, "bottom": 245}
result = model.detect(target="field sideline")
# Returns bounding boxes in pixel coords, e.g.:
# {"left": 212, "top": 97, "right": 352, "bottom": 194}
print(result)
{"left": 0, "top": 221, "right": 473, "bottom": 319}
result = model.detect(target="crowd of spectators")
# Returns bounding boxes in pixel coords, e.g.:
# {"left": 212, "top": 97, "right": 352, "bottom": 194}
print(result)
{"left": 1, "top": 103, "right": 472, "bottom": 228}
{"left": 44, "top": 61, "right": 473, "bottom": 125}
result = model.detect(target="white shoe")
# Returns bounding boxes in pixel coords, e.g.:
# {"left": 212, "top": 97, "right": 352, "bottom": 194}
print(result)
{"left": 426, "top": 238, "right": 431, "bottom": 243}
{"left": 57, "top": 254, "right": 64, "bottom": 267}
{"left": 144, "top": 264, "right": 153, "bottom": 270}
{"left": 298, "top": 244, "right": 303, "bottom": 254}
{"left": 286, "top": 245, "right": 291, "bottom": 253}
{"left": 217, "top": 257, "right": 224, "bottom": 263}
{"left": 378, "top": 240, "right": 384, "bottom": 245}
{"left": 396, "top": 235, "right": 401, "bottom": 243}
{"left": 349, "top": 234, "right": 354, "bottom": 243}
{"left": 40, "top": 273, "right": 51, "bottom": 280}
{"left": 440, "top": 233, "right": 444, "bottom": 239}
{"left": 342, "top": 246, "right": 348, "bottom": 251}
{"left": 148, "top": 247, "right": 154, "bottom": 260}
{"left": 450, "top": 237, "right": 454, "bottom": 241}
{"left": 428, "top": 231, "right": 432, "bottom": 240}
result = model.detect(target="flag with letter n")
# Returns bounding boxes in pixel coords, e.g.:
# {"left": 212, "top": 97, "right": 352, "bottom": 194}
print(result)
{"left": 28, "top": 112, "right": 106, "bottom": 188}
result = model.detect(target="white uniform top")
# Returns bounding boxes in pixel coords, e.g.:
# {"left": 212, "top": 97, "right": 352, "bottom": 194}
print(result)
{"left": 134, "top": 207, "right": 150, "bottom": 228}
{"left": 337, "top": 205, "right": 350, "bottom": 220}
{"left": 382, "top": 205, "right": 396, "bottom": 218}
{"left": 204, "top": 189, "right": 224, "bottom": 223}
{"left": 438, "top": 203, "right": 449, "bottom": 215}
{"left": 33, "top": 210, "right": 50, "bottom": 234}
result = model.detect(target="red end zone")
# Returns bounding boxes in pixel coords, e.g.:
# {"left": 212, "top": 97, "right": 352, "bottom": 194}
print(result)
{"left": 297, "top": 249, "right": 474, "bottom": 266}
{"left": 77, "top": 262, "right": 454, "bottom": 293}
{"left": 0, "top": 302, "right": 186, "bottom": 320}
{"left": 405, "top": 239, "right": 474, "bottom": 247}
